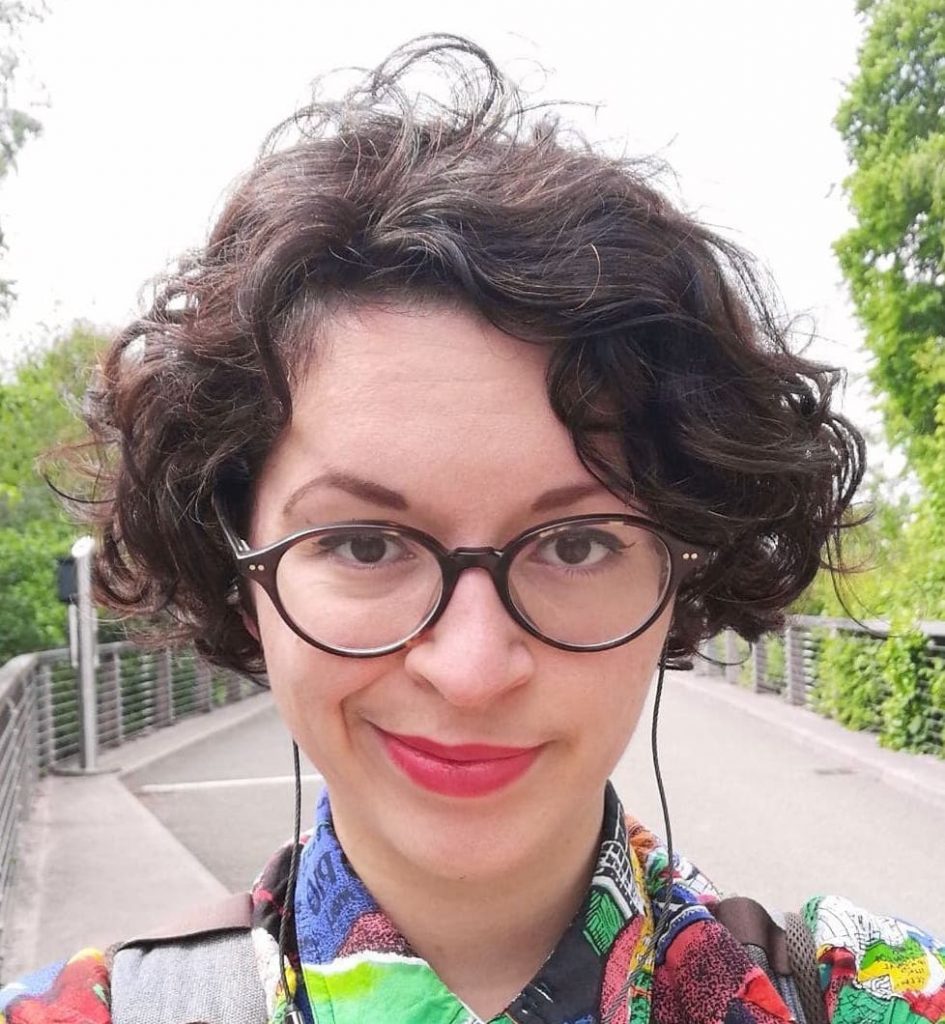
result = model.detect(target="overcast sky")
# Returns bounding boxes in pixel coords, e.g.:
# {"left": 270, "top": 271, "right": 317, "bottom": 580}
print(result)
{"left": 1, "top": 1, "right": 877, "bottom": 433}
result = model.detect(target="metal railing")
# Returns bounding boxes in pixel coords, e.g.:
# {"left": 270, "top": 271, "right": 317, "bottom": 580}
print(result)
{"left": 0, "top": 642, "right": 259, "bottom": 978}
{"left": 702, "top": 615, "right": 945, "bottom": 747}
{"left": 0, "top": 653, "right": 42, "bottom": 981}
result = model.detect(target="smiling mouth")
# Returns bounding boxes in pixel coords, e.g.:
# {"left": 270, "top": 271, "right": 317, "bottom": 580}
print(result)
{"left": 374, "top": 728, "right": 542, "bottom": 798}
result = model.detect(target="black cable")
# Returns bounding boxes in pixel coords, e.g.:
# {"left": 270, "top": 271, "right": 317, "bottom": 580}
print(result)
{"left": 273, "top": 657, "right": 676, "bottom": 1024}
{"left": 650, "top": 646, "right": 676, "bottom": 947}
{"left": 601, "top": 645, "right": 675, "bottom": 1024}
{"left": 277, "top": 740, "right": 305, "bottom": 1024}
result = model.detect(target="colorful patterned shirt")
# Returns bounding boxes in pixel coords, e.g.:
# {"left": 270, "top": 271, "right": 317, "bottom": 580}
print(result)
{"left": 2, "top": 784, "right": 943, "bottom": 1023}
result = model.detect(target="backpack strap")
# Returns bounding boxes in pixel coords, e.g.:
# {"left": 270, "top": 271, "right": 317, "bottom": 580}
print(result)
{"left": 783, "top": 910, "right": 828, "bottom": 1024}
{"left": 711, "top": 897, "right": 827, "bottom": 1024}
{"left": 108, "top": 892, "right": 267, "bottom": 1024}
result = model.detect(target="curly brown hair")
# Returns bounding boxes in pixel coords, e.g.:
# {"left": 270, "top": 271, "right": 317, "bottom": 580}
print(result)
{"left": 74, "top": 35, "right": 864, "bottom": 672}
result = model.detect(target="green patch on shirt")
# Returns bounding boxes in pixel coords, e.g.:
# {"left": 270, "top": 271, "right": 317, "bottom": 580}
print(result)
{"left": 302, "top": 957, "right": 477, "bottom": 1024}
{"left": 584, "top": 889, "right": 624, "bottom": 955}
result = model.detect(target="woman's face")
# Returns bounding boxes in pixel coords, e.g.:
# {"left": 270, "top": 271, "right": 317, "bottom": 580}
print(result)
{"left": 250, "top": 303, "right": 671, "bottom": 885}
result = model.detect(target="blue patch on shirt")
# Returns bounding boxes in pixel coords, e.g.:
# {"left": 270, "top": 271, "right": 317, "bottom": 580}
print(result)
{"left": 0, "top": 959, "right": 67, "bottom": 1011}
{"left": 294, "top": 788, "right": 380, "bottom": 964}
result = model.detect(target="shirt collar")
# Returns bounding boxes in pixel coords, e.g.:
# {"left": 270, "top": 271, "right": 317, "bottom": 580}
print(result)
{"left": 293, "top": 783, "right": 655, "bottom": 1024}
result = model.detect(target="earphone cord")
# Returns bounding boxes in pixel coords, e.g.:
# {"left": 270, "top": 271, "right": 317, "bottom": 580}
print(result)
{"left": 601, "top": 645, "right": 675, "bottom": 1024}
{"left": 650, "top": 646, "right": 676, "bottom": 944}
{"left": 278, "top": 740, "right": 305, "bottom": 1024}
{"left": 275, "top": 655, "right": 675, "bottom": 1024}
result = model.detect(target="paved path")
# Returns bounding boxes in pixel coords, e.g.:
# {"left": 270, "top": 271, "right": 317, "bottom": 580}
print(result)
{"left": 614, "top": 675, "right": 945, "bottom": 929}
{"left": 4, "top": 670, "right": 945, "bottom": 981}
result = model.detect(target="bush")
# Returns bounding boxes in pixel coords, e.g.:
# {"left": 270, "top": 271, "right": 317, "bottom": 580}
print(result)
{"left": 811, "top": 626, "right": 945, "bottom": 757}
{"left": 0, "top": 517, "right": 76, "bottom": 663}
{"left": 0, "top": 325, "right": 107, "bottom": 665}
{"left": 878, "top": 628, "right": 945, "bottom": 754}
{"left": 813, "top": 631, "right": 885, "bottom": 733}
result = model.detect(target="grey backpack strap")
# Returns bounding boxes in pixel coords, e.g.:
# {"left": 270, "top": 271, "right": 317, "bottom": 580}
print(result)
{"left": 109, "top": 892, "right": 269, "bottom": 1024}
{"left": 711, "top": 897, "right": 827, "bottom": 1024}
{"left": 784, "top": 911, "right": 828, "bottom": 1024}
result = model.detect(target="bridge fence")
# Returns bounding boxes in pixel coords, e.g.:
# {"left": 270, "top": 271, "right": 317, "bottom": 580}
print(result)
{"left": 701, "top": 616, "right": 945, "bottom": 749}
{"left": 0, "top": 642, "right": 258, "bottom": 980}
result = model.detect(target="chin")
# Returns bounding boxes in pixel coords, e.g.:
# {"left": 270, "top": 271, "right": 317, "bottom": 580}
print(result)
{"left": 391, "top": 803, "right": 541, "bottom": 884}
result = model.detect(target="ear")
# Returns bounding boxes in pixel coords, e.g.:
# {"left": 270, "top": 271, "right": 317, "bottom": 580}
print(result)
{"left": 227, "top": 578, "right": 261, "bottom": 643}
{"left": 241, "top": 607, "right": 260, "bottom": 642}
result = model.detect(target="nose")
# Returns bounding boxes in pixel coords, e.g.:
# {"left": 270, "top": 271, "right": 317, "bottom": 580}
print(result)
{"left": 403, "top": 567, "right": 535, "bottom": 708}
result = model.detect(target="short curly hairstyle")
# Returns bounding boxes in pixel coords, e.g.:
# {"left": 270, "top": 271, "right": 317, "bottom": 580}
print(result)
{"left": 74, "top": 34, "right": 864, "bottom": 672}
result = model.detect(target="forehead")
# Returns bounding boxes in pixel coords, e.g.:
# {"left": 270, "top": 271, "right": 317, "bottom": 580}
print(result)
{"left": 307, "top": 302, "right": 550, "bottom": 426}
{"left": 253, "top": 303, "right": 606, "bottom": 533}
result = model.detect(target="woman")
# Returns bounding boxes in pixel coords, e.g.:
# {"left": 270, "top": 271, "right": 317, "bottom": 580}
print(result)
{"left": 3, "top": 34, "right": 943, "bottom": 1024}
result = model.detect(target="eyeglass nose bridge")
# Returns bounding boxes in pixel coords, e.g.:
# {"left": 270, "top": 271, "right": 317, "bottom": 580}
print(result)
{"left": 407, "top": 543, "right": 530, "bottom": 650}
{"left": 427, "top": 545, "right": 512, "bottom": 623}
{"left": 438, "top": 545, "right": 505, "bottom": 590}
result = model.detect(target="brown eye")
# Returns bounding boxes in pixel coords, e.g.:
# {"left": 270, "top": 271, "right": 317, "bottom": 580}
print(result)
{"left": 531, "top": 528, "right": 624, "bottom": 570}
{"left": 316, "top": 531, "right": 410, "bottom": 568}
{"left": 554, "top": 535, "right": 593, "bottom": 565}
{"left": 349, "top": 535, "right": 388, "bottom": 564}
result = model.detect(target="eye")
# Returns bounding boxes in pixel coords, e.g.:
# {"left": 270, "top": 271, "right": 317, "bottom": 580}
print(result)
{"left": 318, "top": 531, "right": 412, "bottom": 568}
{"left": 533, "top": 528, "right": 626, "bottom": 569}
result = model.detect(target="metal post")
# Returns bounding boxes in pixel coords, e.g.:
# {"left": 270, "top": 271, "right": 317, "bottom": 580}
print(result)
{"left": 785, "top": 626, "right": 806, "bottom": 706}
{"left": 195, "top": 659, "right": 213, "bottom": 713}
{"left": 38, "top": 662, "right": 54, "bottom": 772}
{"left": 72, "top": 536, "right": 99, "bottom": 772}
{"left": 224, "top": 670, "right": 244, "bottom": 704}
{"left": 724, "top": 630, "right": 740, "bottom": 684}
{"left": 155, "top": 651, "right": 174, "bottom": 728}
{"left": 24, "top": 664, "right": 40, "bottom": 793}
{"left": 103, "top": 652, "right": 124, "bottom": 747}
{"left": 752, "top": 639, "right": 767, "bottom": 693}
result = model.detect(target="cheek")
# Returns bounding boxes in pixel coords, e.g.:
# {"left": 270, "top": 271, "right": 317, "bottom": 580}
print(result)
{"left": 255, "top": 600, "right": 364, "bottom": 721}
{"left": 576, "top": 617, "right": 669, "bottom": 742}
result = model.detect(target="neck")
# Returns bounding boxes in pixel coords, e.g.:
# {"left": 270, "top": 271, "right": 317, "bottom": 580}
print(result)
{"left": 331, "top": 794, "right": 604, "bottom": 1020}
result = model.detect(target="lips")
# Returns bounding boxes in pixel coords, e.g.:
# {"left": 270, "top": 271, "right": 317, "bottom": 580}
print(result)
{"left": 376, "top": 728, "right": 541, "bottom": 798}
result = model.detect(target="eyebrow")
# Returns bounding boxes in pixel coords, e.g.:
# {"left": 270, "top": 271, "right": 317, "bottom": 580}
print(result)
{"left": 281, "top": 473, "right": 607, "bottom": 519}
{"left": 529, "top": 482, "right": 608, "bottom": 513}
{"left": 282, "top": 472, "right": 409, "bottom": 517}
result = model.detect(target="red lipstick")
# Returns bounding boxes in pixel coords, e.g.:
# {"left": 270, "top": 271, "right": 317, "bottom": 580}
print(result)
{"left": 377, "top": 730, "right": 540, "bottom": 798}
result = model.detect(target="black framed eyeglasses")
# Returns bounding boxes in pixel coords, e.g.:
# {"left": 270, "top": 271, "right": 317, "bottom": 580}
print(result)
{"left": 215, "top": 496, "right": 708, "bottom": 657}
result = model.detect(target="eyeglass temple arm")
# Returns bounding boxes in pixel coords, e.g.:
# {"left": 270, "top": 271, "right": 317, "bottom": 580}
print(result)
{"left": 211, "top": 491, "right": 252, "bottom": 556}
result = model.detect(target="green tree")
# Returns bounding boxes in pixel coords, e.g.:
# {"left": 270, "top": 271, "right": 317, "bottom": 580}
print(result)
{"left": 835, "top": 0, "right": 945, "bottom": 617}
{"left": 815, "top": 0, "right": 945, "bottom": 756}
{"left": 795, "top": 463, "right": 912, "bottom": 620}
{"left": 835, "top": 0, "right": 945, "bottom": 460}
{"left": 0, "top": 325, "right": 105, "bottom": 663}
{"left": 0, "top": 324, "right": 100, "bottom": 513}
{"left": 0, "top": 1, "right": 45, "bottom": 315}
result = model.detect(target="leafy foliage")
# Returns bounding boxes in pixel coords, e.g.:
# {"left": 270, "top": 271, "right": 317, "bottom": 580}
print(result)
{"left": 802, "top": 0, "right": 945, "bottom": 756}
{"left": 0, "top": 325, "right": 105, "bottom": 663}
{"left": 0, "top": 326, "right": 101, "bottom": 510}
{"left": 812, "top": 631, "right": 885, "bottom": 732}
{"left": 0, "top": 516, "right": 73, "bottom": 656}
{"left": 835, "top": 0, "right": 945, "bottom": 463}
{"left": 794, "top": 460, "right": 912, "bottom": 621}
{"left": 877, "top": 627, "right": 945, "bottom": 752}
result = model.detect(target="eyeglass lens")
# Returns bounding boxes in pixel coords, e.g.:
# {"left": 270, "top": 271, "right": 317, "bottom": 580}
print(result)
{"left": 274, "top": 521, "right": 672, "bottom": 653}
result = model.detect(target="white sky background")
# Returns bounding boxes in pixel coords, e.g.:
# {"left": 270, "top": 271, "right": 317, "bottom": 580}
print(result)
{"left": 1, "top": 1, "right": 881, "bottom": 441}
